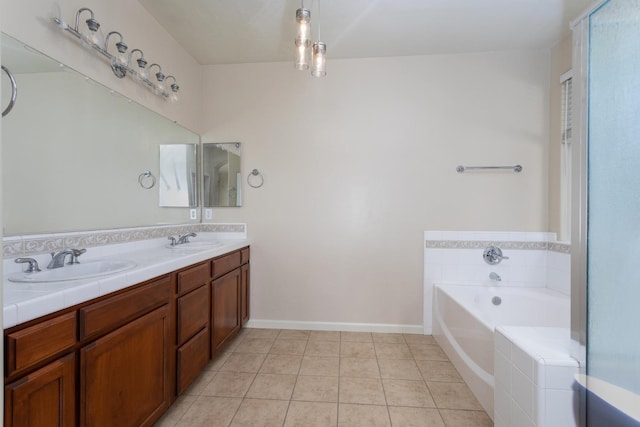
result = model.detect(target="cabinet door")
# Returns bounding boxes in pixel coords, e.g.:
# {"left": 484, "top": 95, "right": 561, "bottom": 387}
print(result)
{"left": 5, "top": 353, "right": 75, "bottom": 427}
{"left": 211, "top": 268, "right": 241, "bottom": 354}
{"left": 241, "top": 263, "right": 250, "bottom": 326}
{"left": 80, "top": 305, "right": 170, "bottom": 427}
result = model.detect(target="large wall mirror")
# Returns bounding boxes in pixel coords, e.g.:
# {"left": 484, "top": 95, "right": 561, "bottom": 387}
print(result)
{"left": 203, "top": 142, "right": 242, "bottom": 207}
{"left": 1, "top": 33, "right": 200, "bottom": 235}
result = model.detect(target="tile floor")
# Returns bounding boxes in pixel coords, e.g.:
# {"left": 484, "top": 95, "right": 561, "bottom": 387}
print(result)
{"left": 155, "top": 329, "right": 493, "bottom": 427}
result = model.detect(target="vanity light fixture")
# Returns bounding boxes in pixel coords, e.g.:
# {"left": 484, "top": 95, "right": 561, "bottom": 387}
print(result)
{"left": 53, "top": 7, "right": 179, "bottom": 101}
{"left": 294, "top": 0, "right": 327, "bottom": 77}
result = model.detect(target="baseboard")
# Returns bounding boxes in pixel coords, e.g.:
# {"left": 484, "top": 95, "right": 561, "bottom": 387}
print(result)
{"left": 244, "top": 319, "right": 424, "bottom": 334}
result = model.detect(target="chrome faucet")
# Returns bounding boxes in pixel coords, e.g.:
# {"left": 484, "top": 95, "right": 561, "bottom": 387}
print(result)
{"left": 489, "top": 272, "right": 502, "bottom": 282}
{"left": 177, "top": 232, "right": 197, "bottom": 245}
{"left": 483, "top": 246, "right": 509, "bottom": 265}
{"left": 47, "top": 250, "right": 74, "bottom": 269}
{"left": 47, "top": 248, "right": 86, "bottom": 269}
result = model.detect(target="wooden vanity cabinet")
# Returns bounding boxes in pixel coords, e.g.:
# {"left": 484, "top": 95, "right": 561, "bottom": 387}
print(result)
{"left": 78, "top": 275, "right": 172, "bottom": 427}
{"left": 4, "top": 245, "right": 250, "bottom": 426}
{"left": 175, "top": 262, "right": 211, "bottom": 395}
{"left": 211, "top": 247, "right": 250, "bottom": 356}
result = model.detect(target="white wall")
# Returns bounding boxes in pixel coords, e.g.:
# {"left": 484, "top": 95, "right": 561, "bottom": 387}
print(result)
{"left": 1, "top": 0, "right": 202, "bottom": 133}
{"left": 202, "top": 50, "right": 551, "bottom": 328}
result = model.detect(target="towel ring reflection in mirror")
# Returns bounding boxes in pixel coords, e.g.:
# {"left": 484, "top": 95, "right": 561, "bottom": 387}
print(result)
{"left": 247, "top": 169, "right": 264, "bottom": 188}
{"left": 138, "top": 170, "right": 156, "bottom": 189}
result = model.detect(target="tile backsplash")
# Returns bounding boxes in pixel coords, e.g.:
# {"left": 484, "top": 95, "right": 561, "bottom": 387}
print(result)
{"left": 3, "top": 223, "right": 246, "bottom": 258}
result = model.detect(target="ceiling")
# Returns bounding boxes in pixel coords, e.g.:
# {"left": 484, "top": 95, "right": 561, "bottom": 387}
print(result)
{"left": 138, "top": 0, "right": 592, "bottom": 65}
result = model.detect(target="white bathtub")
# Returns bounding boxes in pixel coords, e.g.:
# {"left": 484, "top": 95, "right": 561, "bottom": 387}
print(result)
{"left": 432, "top": 284, "right": 570, "bottom": 418}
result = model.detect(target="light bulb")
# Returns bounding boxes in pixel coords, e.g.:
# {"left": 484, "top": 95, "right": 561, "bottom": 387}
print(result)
{"left": 169, "top": 84, "right": 180, "bottom": 103}
{"left": 111, "top": 41, "right": 129, "bottom": 68}
{"left": 295, "top": 8, "right": 311, "bottom": 47}
{"left": 311, "top": 42, "right": 327, "bottom": 77}
{"left": 80, "top": 18, "right": 103, "bottom": 48}
{"left": 295, "top": 40, "right": 309, "bottom": 70}
{"left": 136, "top": 63, "right": 149, "bottom": 81}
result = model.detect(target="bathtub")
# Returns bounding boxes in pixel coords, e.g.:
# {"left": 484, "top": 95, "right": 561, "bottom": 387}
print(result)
{"left": 432, "top": 284, "right": 570, "bottom": 418}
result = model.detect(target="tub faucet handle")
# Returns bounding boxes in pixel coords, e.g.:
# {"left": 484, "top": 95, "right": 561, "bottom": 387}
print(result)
{"left": 483, "top": 246, "right": 509, "bottom": 265}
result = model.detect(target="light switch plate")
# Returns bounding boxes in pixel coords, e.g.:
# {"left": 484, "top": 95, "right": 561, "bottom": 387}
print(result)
{"left": 190, "top": 209, "right": 197, "bottom": 220}
{"left": 205, "top": 208, "right": 213, "bottom": 220}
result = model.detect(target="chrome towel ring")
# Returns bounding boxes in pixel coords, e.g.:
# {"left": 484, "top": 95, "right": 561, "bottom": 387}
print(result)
{"left": 2, "top": 65, "right": 18, "bottom": 117}
{"left": 138, "top": 170, "right": 156, "bottom": 189}
{"left": 247, "top": 169, "right": 264, "bottom": 188}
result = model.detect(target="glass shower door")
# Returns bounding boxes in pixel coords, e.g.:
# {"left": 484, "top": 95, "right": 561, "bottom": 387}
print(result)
{"left": 586, "top": 0, "right": 640, "bottom": 424}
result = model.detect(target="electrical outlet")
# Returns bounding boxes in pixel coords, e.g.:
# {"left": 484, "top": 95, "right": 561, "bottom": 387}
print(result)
{"left": 205, "top": 208, "right": 213, "bottom": 220}
{"left": 190, "top": 209, "right": 197, "bottom": 220}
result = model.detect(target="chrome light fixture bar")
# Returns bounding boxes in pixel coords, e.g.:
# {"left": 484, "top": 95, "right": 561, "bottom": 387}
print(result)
{"left": 53, "top": 8, "right": 180, "bottom": 102}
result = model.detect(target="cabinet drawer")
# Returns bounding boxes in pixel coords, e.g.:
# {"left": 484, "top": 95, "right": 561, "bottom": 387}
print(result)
{"left": 6, "top": 312, "right": 76, "bottom": 377}
{"left": 177, "top": 262, "right": 210, "bottom": 295}
{"left": 79, "top": 275, "right": 172, "bottom": 341}
{"left": 241, "top": 247, "right": 250, "bottom": 264}
{"left": 176, "top": 327, "right": 210, "bottom": 395}
{"left": 177, "top": 285, "right": 210, "bottom": 346}
{"left": 212, "top": 251, "right": 242, "bottom": 279}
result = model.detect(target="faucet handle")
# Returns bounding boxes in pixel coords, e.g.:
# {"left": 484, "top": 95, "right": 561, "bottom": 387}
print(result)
{"left": 483, "top": 246, "right": 509, "bottom": 265}
{"left": 15, "top": 258, "right": 41, "bottom": 273}
{"left": 168, "top": 236, "right": 178, "bottom": 246}
{"left": 69, "top": 248, "right": 87, "bottom": 264}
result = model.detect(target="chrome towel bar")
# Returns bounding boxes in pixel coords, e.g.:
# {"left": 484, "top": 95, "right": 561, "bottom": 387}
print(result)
{"left": 456, "top": 165, "right": 522, "bottom": 173}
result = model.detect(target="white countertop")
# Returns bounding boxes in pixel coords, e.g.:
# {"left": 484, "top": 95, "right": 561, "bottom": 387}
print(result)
{"left": 3, "top": 234, "right": 249, "bottom": 329}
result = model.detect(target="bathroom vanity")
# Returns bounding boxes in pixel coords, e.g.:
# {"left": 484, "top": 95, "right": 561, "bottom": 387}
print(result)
{"left": 3, "top": 244, "right": 250, "bottom": 427}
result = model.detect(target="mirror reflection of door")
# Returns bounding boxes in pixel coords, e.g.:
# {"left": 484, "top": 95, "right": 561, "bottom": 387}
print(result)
{"left": 203, "top": 142, "right": 242, "bottom": 207}
{"left": 159, "top": 144, "right": 198, "bottom": 207}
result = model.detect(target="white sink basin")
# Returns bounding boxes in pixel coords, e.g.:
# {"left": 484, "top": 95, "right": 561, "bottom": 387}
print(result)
{"left": 8, "top": 259, "right": 137, "bottom": 283}
{"left": 165, "top": 240, "right": 223, "bottom": 251}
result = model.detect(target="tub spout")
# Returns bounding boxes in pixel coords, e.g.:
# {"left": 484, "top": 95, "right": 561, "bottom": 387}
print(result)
{"left": 489, "top": 272, "right": 501, "bottom": 282}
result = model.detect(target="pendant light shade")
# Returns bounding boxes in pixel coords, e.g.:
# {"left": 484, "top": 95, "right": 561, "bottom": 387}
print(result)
{"left": 294, "top": 7, "right": 311, "bottom": 70}
{"left": 311, "top": 41, "right": 326, "bottom": 77}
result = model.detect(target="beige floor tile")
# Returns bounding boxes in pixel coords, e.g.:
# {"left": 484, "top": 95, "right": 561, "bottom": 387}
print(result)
{"left": 340, "top": 357, "right": 381, "bottom": 378}
{"left": 339, "top": 377, "right": 386, "bottom": 405}
{"left": 206, "top": 352, "right": 231, "bottom": 372}
{"left": 292, "top": 375, "right": 339, "bottom": 402}
{"left": 269, "top": 338, "right": 308, "bottom": 355}
{"left": 375, "top": 343, "right": 413, "bottom": 359}
{"left": 220, "top": 352, "right": 266, "bottom": 373}
{"left": 154, "top": 395, "right": 196, "bottom": 426}
{"left": 305, "top": 340, "right": 341, "bottom": 356}
{"left": 372, "top": 333, "right": 407, "bottom": 344}
{"left": 182, "top": 369, "right": 217, "bottom": 396}
{"left": 278, "top": 329, "right": 310, "bottom": 340}
{"left": 383, "top": 379, "right": 436, "bottom": 408}
{"left": 246, "top": 374, "right": 297, "bottom": 400}
{"left": 201, "top": 371, "right": 256, "bottom": 398}
{"left": 299, "top": 356, "right": 340, "bottom": 376}
{"left": 378, "top": 359, "right": 423, "bottom": 380}
{"left": 416, "top": 360, "right": 463, "bottom": 383}
{"left": 427, "top": 382, "right": 484, "bottom": 410}
{"left": 409, "top": 344, "right": 448, "bottom": 361}
{"left": 175, "top": 396, "right": 242, "bottom": 427}
{"left": 259, "top": 354, "right": 303, "bottom": 375}
{"left": 387, "top": 406, "right": 445, "bottom": 427}
{"left": 340, "top": 331, "right": 373, "bottom": 343}
{"left": 438, "top": 409, "right": 493, "bottom": 427}
{"left": 284, "top": 401, "right": 338, "bottom": 427}
{"left": 340, "top": 341, "right": 376, "bottom": 358}
{"left": 246, "top": 328, "right": 280, "bottom": 340}
{"left": 230, "top": 398, "right": 289, "bottom": 427}
{"left": 338, "top": 404, "right": 391, "bottom": 427}
{"left": 223, "top": 334, "right": 247, "bottom": 353}
{"left": 234, "top": 337, "right": 274, "bottom": 354}
{"left": 403, "top": 334, "right": 438, "bottom": 346}
{"left": 309, "top": 330, "right": 341, "bottom": 342}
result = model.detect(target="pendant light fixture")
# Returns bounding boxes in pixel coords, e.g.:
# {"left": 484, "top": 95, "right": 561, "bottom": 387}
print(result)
{"left": 294, "top": 0, "right": 326, "bottom": 77}
{"left": 311, "top": 0, "right": 327, "bottom": 77}
{"left": 294, "top": 2, "right": 311, "bottom": 70}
